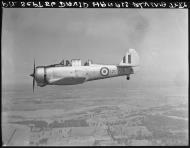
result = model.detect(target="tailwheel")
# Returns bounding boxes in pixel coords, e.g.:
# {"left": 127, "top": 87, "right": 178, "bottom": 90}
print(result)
{"left": 126, "top": 75, "right": 130, "bottom": 80}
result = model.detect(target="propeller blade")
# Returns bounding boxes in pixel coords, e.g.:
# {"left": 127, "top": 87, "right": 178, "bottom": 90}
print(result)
{"left": 32, "top": 59, "right": 35, "bottom": 93}
{"left": 33, "top": 59, "right": 35, "bottom": 75}
{"left": 33, "top": 76, "right": 35, "bottom": 93}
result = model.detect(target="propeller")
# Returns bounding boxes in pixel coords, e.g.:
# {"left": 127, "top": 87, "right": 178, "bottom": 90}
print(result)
{"left": 30, "top": 59, "right": 36, "bottom": 92}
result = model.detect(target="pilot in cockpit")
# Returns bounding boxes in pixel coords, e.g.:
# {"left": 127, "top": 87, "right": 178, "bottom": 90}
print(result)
{"left": 84, "top": 60, "right": 92, "bottom": 66}
{"left": 84, "top": 61, "right": 89, "bottom": 66}
{"left": 60, "top": 59, "right": 65, "bottom": 65}
{"left": 66, "top": 60, "right": 71, "bottom": 66}
{"left": 59, "top": 59, "right": 71, "bottom": 66}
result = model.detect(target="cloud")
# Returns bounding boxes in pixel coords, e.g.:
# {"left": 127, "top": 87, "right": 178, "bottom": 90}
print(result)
{"left": 65, "top": 12, "right": 149, "bottom": 46}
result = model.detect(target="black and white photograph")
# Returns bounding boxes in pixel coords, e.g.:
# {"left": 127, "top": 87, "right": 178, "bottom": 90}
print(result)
{"left": 2, "top": 5, "right": 188, "bottom": 146}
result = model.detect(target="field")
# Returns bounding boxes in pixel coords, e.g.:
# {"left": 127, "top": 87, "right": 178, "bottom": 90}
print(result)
{"left": 2, "top": 81, "right": 188, "bottom": 146}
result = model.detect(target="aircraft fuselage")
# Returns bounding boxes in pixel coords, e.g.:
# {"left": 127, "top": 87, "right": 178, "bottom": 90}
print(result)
{"left": 30, "top": 49, "right": 139, "bottom": 89}
{"left": 35, "top": 64, "right": 134, "bottom": 87}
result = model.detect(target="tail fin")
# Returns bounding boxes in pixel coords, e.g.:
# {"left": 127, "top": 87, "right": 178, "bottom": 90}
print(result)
{"left": 119, "top": 49, "right": 139, "bottom": 67}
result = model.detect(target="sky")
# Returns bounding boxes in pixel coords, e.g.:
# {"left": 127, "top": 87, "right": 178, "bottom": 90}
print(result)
{"left": 2, "top": 8, "right": 188, "bottom": 86}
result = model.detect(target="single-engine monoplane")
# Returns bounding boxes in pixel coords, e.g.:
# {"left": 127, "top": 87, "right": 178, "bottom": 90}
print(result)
{"left": 30, "top": 49, "right": 139, "bottom": 92}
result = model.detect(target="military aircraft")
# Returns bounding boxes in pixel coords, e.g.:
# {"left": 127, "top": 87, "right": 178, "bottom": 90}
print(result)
{"left": 30, "top": 49, "right": 139, "bottom": 92}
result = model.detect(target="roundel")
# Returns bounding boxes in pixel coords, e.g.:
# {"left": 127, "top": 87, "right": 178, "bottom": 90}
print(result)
{"left": 100, "top": 67, "right": 109, "bottom": 76}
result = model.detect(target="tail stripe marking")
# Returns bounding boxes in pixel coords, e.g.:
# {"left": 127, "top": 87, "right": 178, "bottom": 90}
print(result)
{"left": 123, "top": 56, "right": 126, "bottom": 63}
{"left": 128, "top": 54, "right": 131, "bottom": 64}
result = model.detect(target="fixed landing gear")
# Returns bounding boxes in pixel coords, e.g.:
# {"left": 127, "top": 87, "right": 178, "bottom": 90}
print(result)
{"left": 126, "top": 75, "right": 130, "bottom": 80}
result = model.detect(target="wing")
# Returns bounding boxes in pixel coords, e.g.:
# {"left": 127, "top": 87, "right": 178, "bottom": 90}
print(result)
{"left": 49, "top": 77, "right": 86, "bottom": 85}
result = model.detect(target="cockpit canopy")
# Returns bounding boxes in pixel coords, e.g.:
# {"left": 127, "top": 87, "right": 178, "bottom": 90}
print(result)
{"left": 59, "top": 59, "right": 82, "bottom": 66}
{"left": 46, "top": 59, "right": 93, "bottom": 67}
{"left": 59, "top": 60, "right": 71, "bottom": 66}
{"left": 71, "top": 59, "right": 81, "bottom": 66}
{"left": 84, "top": 60, "right": 93, "bottom": 66}
{"left": 59, "top": 59, "right": 92, "bottom": 66}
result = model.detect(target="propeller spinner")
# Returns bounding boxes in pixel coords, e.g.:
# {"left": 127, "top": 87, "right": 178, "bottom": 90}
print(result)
{"left": 30, "top": 59, "right": 36, "bottom": 92}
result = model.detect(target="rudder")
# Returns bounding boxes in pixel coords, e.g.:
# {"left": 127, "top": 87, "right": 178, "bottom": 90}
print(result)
{"left": 119, "top": 49, "right": 139, "bottom": 67}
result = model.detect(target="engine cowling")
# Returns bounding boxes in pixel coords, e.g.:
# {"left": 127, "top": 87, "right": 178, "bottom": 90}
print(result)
{"left": 35, "top": 66, "right": 47, "bottom": 87}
